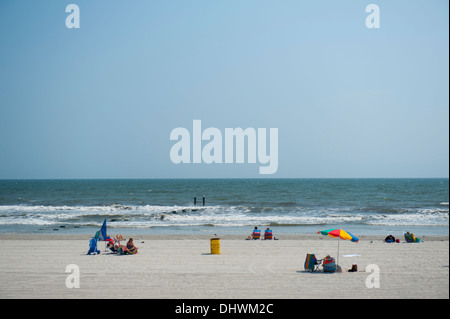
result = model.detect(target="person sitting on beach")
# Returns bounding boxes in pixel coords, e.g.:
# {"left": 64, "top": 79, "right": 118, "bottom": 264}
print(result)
{"left": 404, "top": 232, "right": 416, "bottom": 243}
{"left": 264, "top": 228, "right": 273, "bottom": 240}
{"left": 252, "top": 227, "right": 261, "bottom": 240}
{"left": 384, "top": 234, "right": 396, "bottom": 243}
{"left": 117, "top": 238, "right": 139, "bottom": 255}
{"left": 126, "top": 238, "right": 138, "bottom": 254}
{"left": 405, "top": 232, "right": 421, "bottom": 243}
{"left": 322, "top": 255, "right": 337, "bottom": 273}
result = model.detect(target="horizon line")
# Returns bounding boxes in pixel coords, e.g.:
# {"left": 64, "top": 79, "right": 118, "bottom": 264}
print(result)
{"left": 0, "top": 177, "right": 448, "bottom": 181}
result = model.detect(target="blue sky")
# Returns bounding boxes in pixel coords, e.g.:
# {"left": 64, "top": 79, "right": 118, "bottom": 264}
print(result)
{"left": 0, "top": 0, "right": 448, "bottom": 178}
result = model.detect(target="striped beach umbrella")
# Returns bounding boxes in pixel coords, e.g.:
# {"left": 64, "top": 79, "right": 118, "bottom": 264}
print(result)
{"left": 318, "top": 228, "right": 359, "bottom": 242}
{"left": 317, "top": 228, "right": 359, "bottom": 268}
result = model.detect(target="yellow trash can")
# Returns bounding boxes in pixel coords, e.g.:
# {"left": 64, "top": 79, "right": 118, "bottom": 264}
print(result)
{"left": 210, "top": 238, "right": 221, "bottom": 254}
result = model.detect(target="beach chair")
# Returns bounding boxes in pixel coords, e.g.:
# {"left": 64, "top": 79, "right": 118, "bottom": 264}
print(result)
{"left": 404, "top": 232, "right": 415, "bottom": 243}
{"left": 304, "top": 254, "right": 322, "bottom": 272}
{"left": 87, "top": 234, "right": 101, "bottom": 255}
{"left": 264, "top": 230, "right": 273, "bottom": 240}
{"left": 322, "top": 256, "right": 336, "bottom": 273}
{"left": 252, "top": 230, "right": 261, "bottom": 240}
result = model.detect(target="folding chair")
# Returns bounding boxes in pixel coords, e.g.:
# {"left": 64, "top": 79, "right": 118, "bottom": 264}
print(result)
{"left": 404, "top": 232, "right": 416, "bottom": 243}
{"left": 264, "top": 230, "right": 273, "bottom": 240}
{"left": 87, "top": 232, "right": 101, "bottom": 255}
{"left": 304, "top": 253, "right": 322, "bottom": 272}
{"left": 252, "top": 230, "right": 261, "bottom": 240}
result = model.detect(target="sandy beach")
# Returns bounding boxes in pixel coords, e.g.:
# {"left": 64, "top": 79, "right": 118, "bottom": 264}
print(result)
{"left": 0, "top": 234, "right": 448, "bottom": 299}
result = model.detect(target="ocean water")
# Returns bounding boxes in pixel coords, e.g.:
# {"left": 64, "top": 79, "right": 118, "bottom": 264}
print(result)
{"left": 0, "top": 179, "right": 448, "bottom": 236}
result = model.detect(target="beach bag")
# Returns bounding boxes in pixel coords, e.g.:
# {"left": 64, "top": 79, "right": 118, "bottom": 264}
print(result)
{"left": 348, "top": 264, "right": 357, "bottom": 272}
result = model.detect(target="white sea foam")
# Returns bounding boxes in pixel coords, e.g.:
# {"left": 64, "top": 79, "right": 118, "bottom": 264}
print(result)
{"left": 0, "top": 204, "right": 448, "bottom": 228}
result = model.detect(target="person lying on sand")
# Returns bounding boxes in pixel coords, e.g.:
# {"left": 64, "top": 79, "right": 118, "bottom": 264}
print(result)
{"left": 115, "top": 238, "right": 139, "bottom": 255}
{"left": 106, "top": 242, "right": 120, "bottom": 253}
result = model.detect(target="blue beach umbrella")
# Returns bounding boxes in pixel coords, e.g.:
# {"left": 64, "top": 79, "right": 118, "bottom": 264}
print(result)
{"left": 98, "top": 219, "right": 107, "bottom": 241}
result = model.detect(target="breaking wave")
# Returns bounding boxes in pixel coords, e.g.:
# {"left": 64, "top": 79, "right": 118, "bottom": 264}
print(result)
{"left": 0, "top": 203, "right": 447, "bottom": 229}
